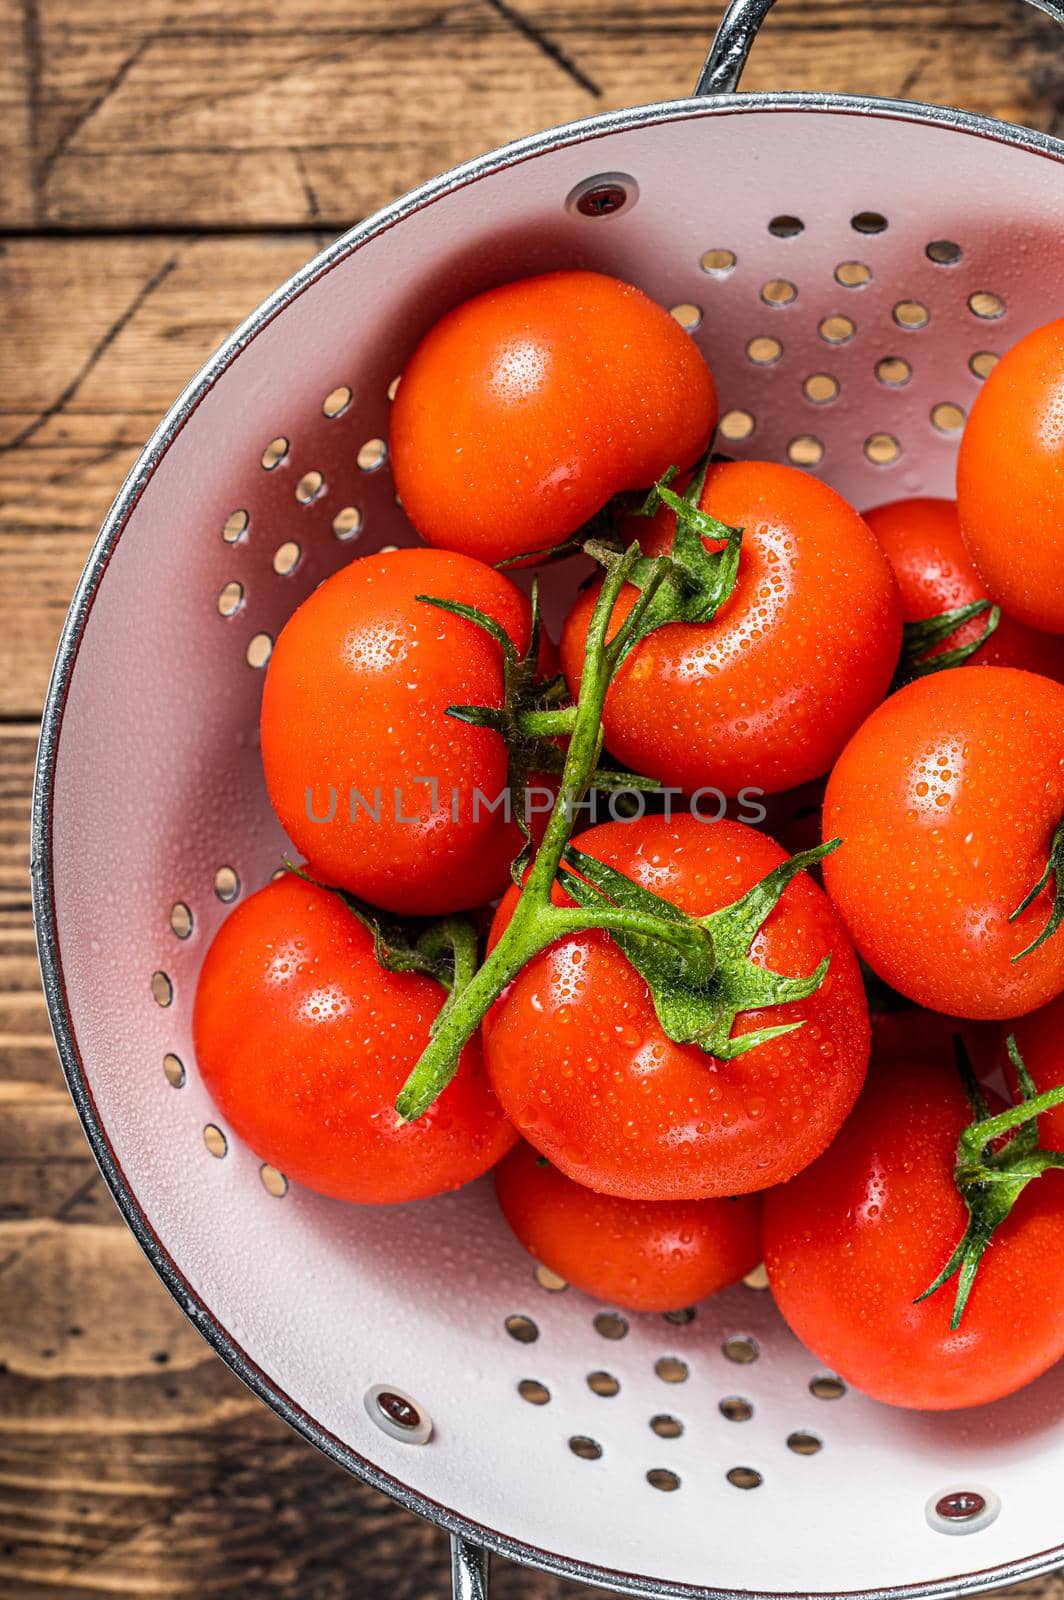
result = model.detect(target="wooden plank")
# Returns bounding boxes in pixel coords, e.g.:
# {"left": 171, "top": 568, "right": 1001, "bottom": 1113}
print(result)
{"left": 0, "top": 235, "right": 317, "bottom": 717}
{"left": 0, "top": 728, "right": 36, "bottom": 913}
{"left": 0, "top": 0, "right": 34, "bottom": 223}
{"left": 0, "top": 0, "right": 1060, "bottom": 231}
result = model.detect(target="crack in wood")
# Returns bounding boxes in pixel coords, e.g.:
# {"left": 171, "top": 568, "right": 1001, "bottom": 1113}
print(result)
{"left": 0, "top": 254, "right": 181, "bottom": 456}
{"left": 37, "top": 35, "right": 157, "bottom": 198}
{"left": 481, "top": 0, "right": 601, "bottom": 96}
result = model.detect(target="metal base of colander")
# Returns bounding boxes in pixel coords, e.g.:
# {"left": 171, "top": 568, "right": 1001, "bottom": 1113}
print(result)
{"left": 31, "top": 0, "right": 1064, "bottom": 1594}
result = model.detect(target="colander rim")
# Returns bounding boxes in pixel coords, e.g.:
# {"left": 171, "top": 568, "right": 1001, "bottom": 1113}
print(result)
{"left": 30, "top": 87, "right": 1064, "bottom": 1599}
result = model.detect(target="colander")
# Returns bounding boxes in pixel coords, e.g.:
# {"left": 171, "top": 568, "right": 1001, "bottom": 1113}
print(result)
{"left": 30, "top": 0, "right": 1064, "bottom": 1594}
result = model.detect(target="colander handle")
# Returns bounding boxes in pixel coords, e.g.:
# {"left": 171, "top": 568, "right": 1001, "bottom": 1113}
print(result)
{"left": 451, "top": 1534, "right": 489, "bottom": 1598}
{"left": 694, "top": 0, "right": 1064, "bottom": 96}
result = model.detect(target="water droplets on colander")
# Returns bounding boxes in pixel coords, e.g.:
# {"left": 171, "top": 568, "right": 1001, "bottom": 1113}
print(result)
{"left": 31, "top": 0, "right": 1064, "bottom": 1594}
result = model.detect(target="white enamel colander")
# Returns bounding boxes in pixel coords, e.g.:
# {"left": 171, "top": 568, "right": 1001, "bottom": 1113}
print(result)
{"left": 31, "top": 1, "right": 1064, "bottom": 1594}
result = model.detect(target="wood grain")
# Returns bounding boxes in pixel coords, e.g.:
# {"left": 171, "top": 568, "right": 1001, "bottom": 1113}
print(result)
{"left": 1, "top": 0, "right": 1061, "bottom": 231}
{"left": 0, "top": 235, "right": 316, "bottom": 717}
{"left": 5, "top": 0, "right": 1064, "bottom": 1594}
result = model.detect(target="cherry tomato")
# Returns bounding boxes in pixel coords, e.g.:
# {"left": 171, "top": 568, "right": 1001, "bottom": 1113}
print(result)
{"left": 483, "top": 816, "right": 869, "bottom": 1201}
{"left": 261, "top": 547, "right": 547, "bottom": 916}
{"left": 764, "top": 1053, "right": 1064, "bottom": 1409}
{"left": 823, "top": 667, "right": 1064, "bottom": 1020}
{"left": 1003, "top": 993, "right": 1064, "bottom": 1147}
{"left": 192, "top": 875, "right": 516, "bottom": 1203}
{"left": 958, "top": 318, "right": 1064, "bottom": 633}
{"left": 864, "top": 496, "right": 1064, "bottom": 679}
{"left": 494, "top": 1140, "right": 761, "bottom": 1313}
{"left": 560, "top": 461, "right": 902, "bottom": 794}
{"left": 389, "top": 271, "right": 717, "bottom": 565}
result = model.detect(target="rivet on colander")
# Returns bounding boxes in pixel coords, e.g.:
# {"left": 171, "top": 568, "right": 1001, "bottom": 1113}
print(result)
{"left": 566, "top": 172, "right": 638, "bottom": 219}
{"left": 365, "top": 1384, "right": 433, "bottom": 1445}
{"left": 926, "top": 1487, "right": 1000, "bottom": 1536}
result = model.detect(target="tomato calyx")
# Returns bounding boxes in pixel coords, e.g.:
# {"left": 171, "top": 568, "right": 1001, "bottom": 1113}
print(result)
{"left": 1010, "top": 816, "right": 1064, "bottom": 961}
{"left": 585, "top": 455, "right": 744, "bottom": 660}
{"left": 282, "top": 858, "right": 479, "bottom": 996}
{"left": 916, "top": 1036, "right": 1064, "bottom": 1328}
{"left": 892, "top": 600, "right": 1000, "bottom": 688}
{"left": 558, "top": 838, "right": 840, "bottom": 1060}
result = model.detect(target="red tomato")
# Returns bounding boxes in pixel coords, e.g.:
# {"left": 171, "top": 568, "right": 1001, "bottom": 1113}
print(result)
{"left": 389, "top": 272, "right": 717, "bottom": 565}
{"left": 764, "top": 1054, "right": 1064, "bottom": 1409}
{"left": 1003, "top": 993, "right": 1064, "bottom": 1148}
{"left": 261, "top": 547, "right": 546, "bottom": 916}
{"left": 495, "top": 1141, "right": 761, "bottom": 1313}
{"left": 192, "top": 875, "right": 516, "bottom": 1203}
{"left": 823, "top": 667, "right": 1064, "bottom": 1019}
{"left": 958, "top": 318, "right": 1064, "bottom": 633}
{"left": 560, "top": 461, "right": 902, "bottom": 794}
{"left": 864, "top": 496, "right": 1064, "bottom": 679}
{"left": 483, "top": 816, "right": 869, "bottom": 1201}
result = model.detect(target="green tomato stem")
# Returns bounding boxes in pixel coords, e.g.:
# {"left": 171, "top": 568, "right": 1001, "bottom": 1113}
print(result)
{"left": 515, "top": 706, "right": 579, "bottom": 738}
{"left": 1010, "top": 815, "right": 1064, "bottom": 961}
{"left": 394, "top": 541, "right": 699, "bottom": 1123}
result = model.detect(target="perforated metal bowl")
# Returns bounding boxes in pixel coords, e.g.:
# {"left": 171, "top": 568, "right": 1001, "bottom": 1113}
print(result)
{"left": 32, "top": 1, "right": 1064, "bottom": 1594}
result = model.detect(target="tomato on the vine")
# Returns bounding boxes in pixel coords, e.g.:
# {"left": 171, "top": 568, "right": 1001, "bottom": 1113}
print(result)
{"left": 261, "top": 546, "right": 551, "bottom": 916}
{"left": 193, "top": 874, "right": 516, "bottom": 1203}
{"left": 560, "top": 460, "right": 902, "bottom": 794}
{"left": 864, "top": 496, "right": 1064, "bottom": 680}
{"left": 494, "top": 1140, "right": 761, "bottom": 1313}
{"left": 764, "top": 1052, "right": 1064, "bottom": 1409}
{"left": 482, "top": 815, "right": 869, "bottom": 1201}
{"left": 958, "top": 317, "right": 1064, "bottom": 634}
{"left": 823, "top": 666, "right": 1064, "bottom": 1019}
{"left": 389, "top": 271, "right": 717, "bottom": 565}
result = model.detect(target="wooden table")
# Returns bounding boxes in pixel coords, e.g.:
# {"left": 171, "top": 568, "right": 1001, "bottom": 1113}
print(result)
{"left": 3, "top": 2, "right": 1064, "bottom": 1593}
